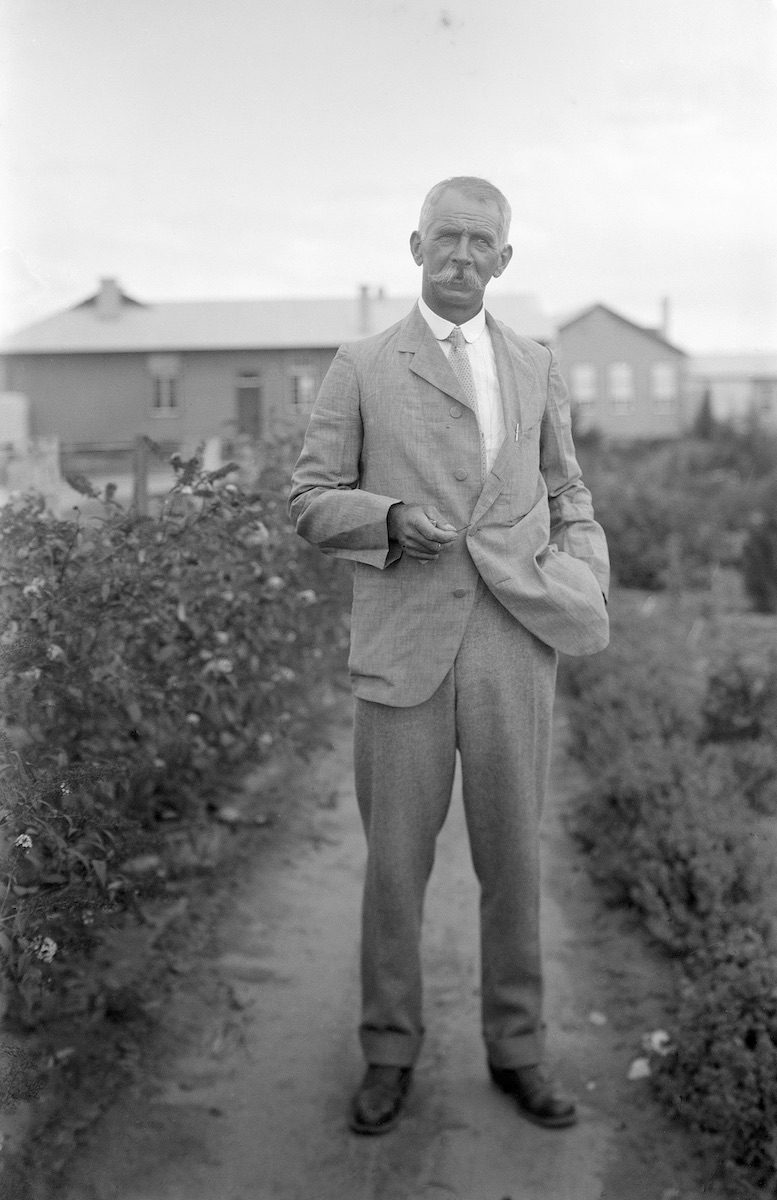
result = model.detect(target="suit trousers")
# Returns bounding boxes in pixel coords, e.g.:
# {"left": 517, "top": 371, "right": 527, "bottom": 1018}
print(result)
{"left": 353, "top": 579, "right": 558, "bottom": 1070}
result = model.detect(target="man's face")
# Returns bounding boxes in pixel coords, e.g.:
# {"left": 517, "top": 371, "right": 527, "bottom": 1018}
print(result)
{"left": 410, "top": 186, "right": 513, "bottom": 322}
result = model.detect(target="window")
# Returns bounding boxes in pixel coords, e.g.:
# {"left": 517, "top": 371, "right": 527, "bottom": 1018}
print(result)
{"left": 754, "top": 378, "right": 777, "bottom": 416}
{"left": 650, "top": 361, "right": 678, "bottom": 409}
{"left": 607, "top": 362, "right": 634, "bottom": 410}
{"left": 289, "top": 367, "right": 318, "bottom": 410}
{"left": 147, "top": 354, "right": 181, "bottom": 416}
{"left": 569, "top": 363, "right": 597, "bottom": 405}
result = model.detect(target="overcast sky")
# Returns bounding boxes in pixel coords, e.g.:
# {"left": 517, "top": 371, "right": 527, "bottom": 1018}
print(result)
{"left": 1, "top": 0, "right": 776, "bottom": 352}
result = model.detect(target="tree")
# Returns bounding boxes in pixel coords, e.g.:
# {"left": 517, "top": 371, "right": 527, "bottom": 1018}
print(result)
{"left": 692, "top": 388, "right": 716, "bottom": 440}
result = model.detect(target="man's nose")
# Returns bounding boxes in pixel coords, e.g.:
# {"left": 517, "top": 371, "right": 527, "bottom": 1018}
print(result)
{"left": 452, "top": 235, "right": 472, "bottom": 262}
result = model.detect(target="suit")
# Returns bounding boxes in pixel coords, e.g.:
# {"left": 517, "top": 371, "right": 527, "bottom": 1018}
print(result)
{"left": 289, "top": 302, "right": 609, "bottom": 1070}
{"left": 289, "top": 304, "right": 609, "bottom": 707}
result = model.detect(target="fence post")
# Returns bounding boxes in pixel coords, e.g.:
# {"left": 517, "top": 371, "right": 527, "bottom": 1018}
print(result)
{"left": 133, "top": 436, "right": 149, "bottom": 514}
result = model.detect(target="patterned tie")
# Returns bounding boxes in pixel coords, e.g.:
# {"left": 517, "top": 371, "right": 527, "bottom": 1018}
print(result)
{"left": 447, "top": 326, "right": 477, "bottom": 407}
{"left": 447, "top": 326, "right": 487, "bottom": 480}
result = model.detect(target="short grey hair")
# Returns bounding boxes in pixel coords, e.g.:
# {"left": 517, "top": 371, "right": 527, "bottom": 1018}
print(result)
{"left": 417, "top": 177, "right": 512, "bottom": 246}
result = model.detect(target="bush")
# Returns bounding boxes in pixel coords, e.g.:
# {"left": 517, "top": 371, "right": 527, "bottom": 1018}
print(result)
{"left": 562, "top": 605, "right": 777, "bottom": 1191}
{"left": 578, "top": 430, "right": 777, "bottom": 593}
{"left": 701, "top": 648, "right": 777, "bottom": 746}
{"left": 742, "top": 508, "right": 777, "bottom": 614}
{"left": 653, "top": 932, "right": 777, "bottom": 1195}
{"left": 0, "top": 450, "right": 352, "bottom": 1028}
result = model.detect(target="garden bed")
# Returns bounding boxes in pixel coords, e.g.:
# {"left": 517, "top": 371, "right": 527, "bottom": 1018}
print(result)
{"left": 561, "top": 587, "right": 777, "bottom": 1197}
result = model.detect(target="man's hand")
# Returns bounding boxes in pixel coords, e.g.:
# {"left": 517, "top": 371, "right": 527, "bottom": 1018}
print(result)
{"left": 388, "top": 504, "right": 459, "bottom": 561}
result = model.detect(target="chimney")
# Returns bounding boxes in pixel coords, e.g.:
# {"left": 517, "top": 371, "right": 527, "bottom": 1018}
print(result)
{"left": 659, "top": 296, "right": 670, "bottom": 341}
{"left": 358, "top": 284, "right": 371, "bottom": 336}
{"left": 96, "top": 276, "right": 123, "bottom": 320}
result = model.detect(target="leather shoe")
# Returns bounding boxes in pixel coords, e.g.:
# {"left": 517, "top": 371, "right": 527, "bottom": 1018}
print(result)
{"left": 488, "top": 1063, "right": 577, "bottom": 1128}
{"left": 349, "top": 1065, "right": 413, "bottom": 1135}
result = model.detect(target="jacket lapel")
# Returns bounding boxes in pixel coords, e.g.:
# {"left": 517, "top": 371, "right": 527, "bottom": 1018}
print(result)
{"left": 470, "top": 315, "right": 544, "bottom": 523}
{"left": 397, "top": 305, "right": 477, "bottom": 415}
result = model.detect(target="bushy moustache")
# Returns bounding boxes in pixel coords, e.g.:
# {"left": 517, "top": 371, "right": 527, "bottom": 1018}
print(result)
{"left": 430, "top": 264, "right": 484, "bottom": 290}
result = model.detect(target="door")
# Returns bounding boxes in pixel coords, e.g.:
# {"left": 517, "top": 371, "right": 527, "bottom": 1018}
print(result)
{"left": 236, "top": 379, "right": 263, "bottom": 439}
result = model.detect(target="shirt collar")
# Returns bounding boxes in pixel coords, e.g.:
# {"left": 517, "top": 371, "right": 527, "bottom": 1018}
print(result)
{"left": 417, "top": 297, "right": 486, "bottom": 343}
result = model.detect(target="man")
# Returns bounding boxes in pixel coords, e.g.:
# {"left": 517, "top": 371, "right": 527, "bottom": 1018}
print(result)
{"left": 289, "top": 176, "right": 609, "bottom": 1135}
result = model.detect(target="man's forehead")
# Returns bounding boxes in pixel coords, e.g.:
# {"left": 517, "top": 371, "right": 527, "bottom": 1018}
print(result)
{"left": 426, "top": 188, "right": 502, "bottom": 227}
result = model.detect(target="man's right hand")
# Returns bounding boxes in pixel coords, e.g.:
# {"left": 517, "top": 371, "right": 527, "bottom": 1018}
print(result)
{"left": 387, "top": 504, "right": 459, "bottom": 561}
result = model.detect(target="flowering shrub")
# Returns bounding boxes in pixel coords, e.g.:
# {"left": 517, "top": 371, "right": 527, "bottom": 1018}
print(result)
{"left": 0, "top": 449, "right": 352, "bottom": 1028}
{"left": 562, "top": 603, "right": 777, "bottom": 1192}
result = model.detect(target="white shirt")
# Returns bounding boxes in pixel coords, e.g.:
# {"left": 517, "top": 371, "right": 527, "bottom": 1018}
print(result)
{"left": 417, "top": 296, "right": 506, "bottom": 472}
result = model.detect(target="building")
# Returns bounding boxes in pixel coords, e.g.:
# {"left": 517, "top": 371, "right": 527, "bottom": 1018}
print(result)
{"left": 556, "top": 302, "right": 689, "bottom": 440}
{"left": 0, "top": 278, "right": 553, "bottom": 453}
{"left": 688, "top": 353, "right": 777, "bottom": 431}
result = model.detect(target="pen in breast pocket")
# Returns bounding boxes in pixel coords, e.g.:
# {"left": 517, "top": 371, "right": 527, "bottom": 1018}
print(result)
{"left": 514, "top": 422, "right": 520, "bottom": 440}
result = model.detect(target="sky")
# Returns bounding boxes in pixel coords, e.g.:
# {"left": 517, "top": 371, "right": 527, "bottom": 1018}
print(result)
{"left": 1, "top": 0, "right": 776, "bottom": 353}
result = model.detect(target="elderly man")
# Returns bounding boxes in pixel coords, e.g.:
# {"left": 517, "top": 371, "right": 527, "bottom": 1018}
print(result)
{"left": 289, "top": 176, "right": 609, "bottom": 1135}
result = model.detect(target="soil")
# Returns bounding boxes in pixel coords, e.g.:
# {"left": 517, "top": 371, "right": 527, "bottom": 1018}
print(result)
{"left": 38, "top": 696, "right": 734, "bottom": 1200}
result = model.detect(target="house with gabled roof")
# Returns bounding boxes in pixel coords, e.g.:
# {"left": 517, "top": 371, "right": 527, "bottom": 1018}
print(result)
{"left": 0, "top": 278, "right": 553, "bottom": 453}
{"left": 556, "top": 302, "right": 689, "bottom": 440}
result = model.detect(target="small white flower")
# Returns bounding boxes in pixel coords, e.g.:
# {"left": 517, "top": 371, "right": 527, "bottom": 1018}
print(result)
{"left": 185, "top": 712, "right": 201, "bottom": 725}
{"left": 23, "top": 577, "right": 46, "bottom": 599}
{"left": 60, "top": 783, "right": 71, "bottom": 794}
{"left": 257, "top": 732, "right": 273, "bottom": 750}
{"left": 46, "top": 644, "right": 65, "bottom": 662}
{"left": 36, "top": 937, "right": 58, "bottom": 964}
{"left": 180, "top": 485, "right": 193, "bottom": 495}
{"left": 14, "top": 833, "right": 33, "bottom": 851}
{"left": 221, "top": 591, "right": 235, "bottom": 602}
{"left": 296, "top": 589, "right": 317, "bottom": 606}
{"left": 215, "top": 631, "right": 230, "bottom": 644}
{"left": 204, "top": 657, "right": 234, "bottom": 676}
{"left": 244, "top": 522, "right": 270, "bottom": 547}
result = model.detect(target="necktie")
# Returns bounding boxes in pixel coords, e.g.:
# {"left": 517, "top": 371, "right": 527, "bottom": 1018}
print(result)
{"left": 447, "top": 327, "right": 487, "bottom": 480}
{"left": 447, "top": 327, "right": 477, "bottom": 407}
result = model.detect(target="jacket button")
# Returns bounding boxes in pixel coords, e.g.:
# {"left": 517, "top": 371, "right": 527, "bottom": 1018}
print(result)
{"left": 449, "top": 405, "right": 464, "bottom": 418}
{"left": 453, "top": 588, "right": 467, "bottom": 598}
{"left": 454, "top": 468, "right": 468, "bottom": 480}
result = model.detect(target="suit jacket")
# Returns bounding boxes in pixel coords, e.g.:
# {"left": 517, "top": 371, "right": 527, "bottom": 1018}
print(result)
{"left": 289, "top": 304, "right": 610, "bottom": 706}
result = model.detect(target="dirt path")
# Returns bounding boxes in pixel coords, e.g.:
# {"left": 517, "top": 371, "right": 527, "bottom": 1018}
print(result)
{"left": 55, "top": 699, "right": 718, "bottom": 1200}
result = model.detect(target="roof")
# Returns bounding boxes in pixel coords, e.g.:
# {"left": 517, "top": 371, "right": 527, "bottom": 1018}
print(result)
{"left": 0, "top": 287, "right": 554, "bottom": 355}
{"left": 689, "top": 353, "right": 777, "bottom": 379}
{"left": 557, "top": 302, "right": 687, "bottom": 356}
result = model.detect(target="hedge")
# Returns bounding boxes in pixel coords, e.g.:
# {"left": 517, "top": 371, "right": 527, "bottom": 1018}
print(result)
{"left": 562, "top": 602, "right": 777, "bottom": 1195}
{"left": 0, "top": 448, "right": 352, "bottom": 1032}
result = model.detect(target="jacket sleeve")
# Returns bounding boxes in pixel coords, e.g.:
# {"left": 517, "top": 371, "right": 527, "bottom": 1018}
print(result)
{"left": 288, "top": 345, "right": 403, "bottom": 568}
{"left": 540, "top": 350, "right": 611, "bottom": 599}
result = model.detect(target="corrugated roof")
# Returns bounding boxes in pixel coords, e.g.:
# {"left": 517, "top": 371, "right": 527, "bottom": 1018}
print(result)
{"left": 1, "top": 289, "right": 554, "bottom": 354}
{"left": 689, "top": 353, "right": 777, "bottom": 378}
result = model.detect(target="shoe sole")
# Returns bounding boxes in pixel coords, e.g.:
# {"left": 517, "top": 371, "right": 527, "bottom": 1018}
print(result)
{"left": 348, "top": 1109, "right": 404, "bottom": 1135}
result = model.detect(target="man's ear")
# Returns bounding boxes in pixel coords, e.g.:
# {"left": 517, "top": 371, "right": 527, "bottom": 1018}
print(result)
{"left": 409, "top": 231, "right": 423, "bottom": 265}
{"left": 493, "top": 243, "right": 513, "bottom": 278}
